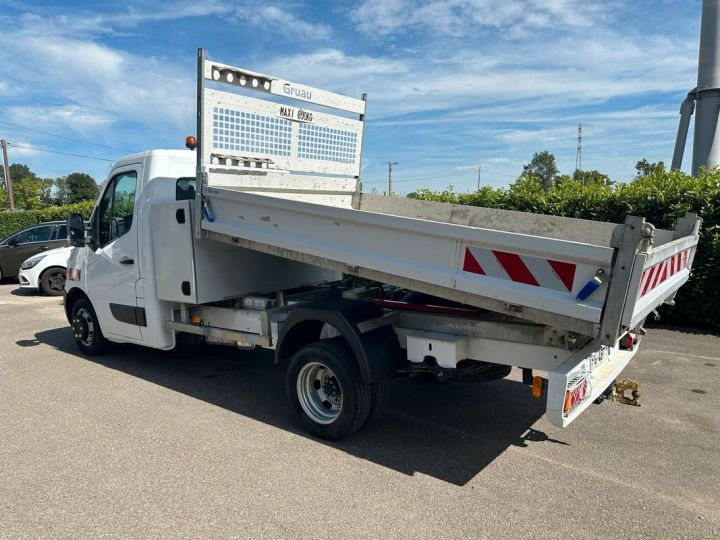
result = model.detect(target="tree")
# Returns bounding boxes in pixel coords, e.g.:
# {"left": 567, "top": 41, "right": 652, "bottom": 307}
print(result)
{"left": 634, "top": 159, "right": 665, "bottom": 178}
{"left": 573, "top": 169, "right": 612, "bottom": 186}
{"left": 520, "top": 151, "right": 559, "bottom": 191}
{"left": 65, "top": 172, "right": 99, "bottom": 203}
{"left": 0, "top": 163, "right": 43, "bottom": 208}
{"left": 53, "top": 177, "right": 69, "bottom": 205}
{"left": 39, "top": 178, "right": 55, "bottom": 206}
{"left": 11, "top": 177, "right": 45, "bottom": 210}
{"left": 1, "top": 162, "right": 38, "bottom": 188}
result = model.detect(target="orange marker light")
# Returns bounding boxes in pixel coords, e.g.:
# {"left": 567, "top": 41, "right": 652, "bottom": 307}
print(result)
{"left": 531, "top": 376, "right": 544, "bottom": 399}
{"left": 564, "top": 389, "right": 571, "bottom": 413}
{"left": 191, "top": 314, "right": 202, "bottom": 325}
{"left": 185, "top": 135, "right": 198, "bottom": 150}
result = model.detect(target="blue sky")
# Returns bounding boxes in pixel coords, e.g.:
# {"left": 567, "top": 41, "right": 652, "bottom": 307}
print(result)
{"left": 0, "top": 0, "right": 703, "bottom": 193}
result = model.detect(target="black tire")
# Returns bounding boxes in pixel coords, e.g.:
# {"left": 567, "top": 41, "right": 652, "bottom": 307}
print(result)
{"left": 40, "top": 267, "right": 66, "bottom": 296}
{"left": 365, "top": 376, "right": 390, "bottom": 426}
{"left": 286, "top": 339, "right": 371, "bottom": 440}
{"left": 70, "top": 297, "right": 108, "bottom": 355}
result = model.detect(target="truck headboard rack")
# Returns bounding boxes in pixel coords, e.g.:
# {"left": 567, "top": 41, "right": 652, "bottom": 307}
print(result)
{"left": 196, "top": 49, "right": 367, "bottom": 220}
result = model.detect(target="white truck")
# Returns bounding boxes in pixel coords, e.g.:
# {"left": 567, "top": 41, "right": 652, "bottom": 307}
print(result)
{"left": 64, "top": 50, "right": 701, "bottom": 440}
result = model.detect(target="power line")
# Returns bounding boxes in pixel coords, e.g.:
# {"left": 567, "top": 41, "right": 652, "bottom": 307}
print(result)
{"left": 0, "top": 120, "right": 136, "bottom": 153}
{"left": 7, "top": 143, "right": 118, "bottom": 162}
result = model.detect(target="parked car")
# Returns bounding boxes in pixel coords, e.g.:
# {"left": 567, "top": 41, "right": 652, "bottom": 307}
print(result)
{"left": 19, "top": 246, "right": 72, "bottom": 296}
{"left": 0, "top": 221, "right": 68, "bottom": 280}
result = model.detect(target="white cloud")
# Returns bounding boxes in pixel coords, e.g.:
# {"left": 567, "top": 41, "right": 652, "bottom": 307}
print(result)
{"left": 235, "top": 4, "right": 333, "bottom": 40}
{"left": 263, "top": 32, "right": 695, "bottom": 120}
{"left": 7, "top": 142, "right": 41, "bottom": 158}
{"left": 9, "top": 2, "right": 236, "bottom": 37}
{"left": 0, "top": 24, "right": 194, "bottom": 135}
{"left": 7, "top": 106, "right": 114, "bottom": 136}
{"left": 350, "top": 0, "right": 605, "bottom": 38}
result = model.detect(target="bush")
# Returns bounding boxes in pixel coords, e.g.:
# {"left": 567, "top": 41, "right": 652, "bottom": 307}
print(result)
{"left": 0, "top": 200, "right": 95, "bottom": 239}
{"left": 410, "top": 169, "right": 720, "bottom": 330}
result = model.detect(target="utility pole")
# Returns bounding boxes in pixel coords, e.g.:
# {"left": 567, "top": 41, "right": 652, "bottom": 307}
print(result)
{"left": 387, "top": 161, "right": 397, "bottom": 195}
{"left": 0, "top": 140, "right": 14, "bottom": 211}
{"left": 477, "top": 165, "right": 482, "bottom": 190}
{"left": 575, "top": 123, "right": 582, "bottom": 174}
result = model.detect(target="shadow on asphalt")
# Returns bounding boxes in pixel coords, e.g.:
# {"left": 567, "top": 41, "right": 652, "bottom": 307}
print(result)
{"left": 11, "top": 287, "right": 37, "bottom": 296}
{"left": 24, "top": 326, "right": 564, "bottom": 486}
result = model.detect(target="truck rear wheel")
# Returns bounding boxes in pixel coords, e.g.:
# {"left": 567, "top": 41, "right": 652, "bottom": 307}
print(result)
{"left": 287, "top": 339, "right": 371, "bottom": 440}
{"left": 71, "top": 298, "right": 108, "bottom": 355}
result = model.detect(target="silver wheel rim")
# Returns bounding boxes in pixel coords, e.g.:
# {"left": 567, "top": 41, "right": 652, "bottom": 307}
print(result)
{"left": 75, "top": 307, "right": 95, "bottom": 347}
{"left": 297, "top": 361, "right": 343, "bottom": 424}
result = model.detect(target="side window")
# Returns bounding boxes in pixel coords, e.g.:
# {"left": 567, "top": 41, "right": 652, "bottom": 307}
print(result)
{"left": 176, "top": 177, "right": 196, "bottom": 201}
{"left": 16, "top": 225, "right": 54, "bottom": 244}
{"left": 0, "top": 233, "right": 18, "bottom": 246}
{"left": 54, "top": 224, "right": 67, "bottom": 240}
{"left": 98, "top": 180, "right": 115, "bottom": 247}
{"left": 97, "top": 171, "right": 137, "bottom": 247}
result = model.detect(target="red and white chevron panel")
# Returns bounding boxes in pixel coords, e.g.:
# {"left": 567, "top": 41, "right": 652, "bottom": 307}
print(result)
{"left": 640, "top": 248, "right": 691, "bottom": 297}
{"left": 462, "top": 246, "right": 576, "bottom": 292}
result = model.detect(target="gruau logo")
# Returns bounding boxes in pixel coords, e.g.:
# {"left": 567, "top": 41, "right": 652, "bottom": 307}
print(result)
{"left": 283, "top": 83, "right": 312, "bottom": 100}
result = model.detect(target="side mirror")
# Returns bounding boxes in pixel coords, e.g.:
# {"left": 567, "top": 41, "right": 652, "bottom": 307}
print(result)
{"left": 67, "top": 213, "right": 86, "bottom": 248}
{"left": 7, "top": 238, "right": 19, "bottom": 247}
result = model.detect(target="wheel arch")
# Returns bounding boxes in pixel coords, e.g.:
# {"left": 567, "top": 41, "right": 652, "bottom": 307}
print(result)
{"left": 39, "top": 264, "right": 66, "bottom": 286}
{"left": 275, "top": 299, "right": 403, "bottom": 384}
{"left": 64, "top": 286, "right": 89, "bottom": 323}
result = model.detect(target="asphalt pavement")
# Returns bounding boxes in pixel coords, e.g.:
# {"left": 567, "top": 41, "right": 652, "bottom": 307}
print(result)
{"left": 0, "top": 283, "right": 718, "bottom": 538}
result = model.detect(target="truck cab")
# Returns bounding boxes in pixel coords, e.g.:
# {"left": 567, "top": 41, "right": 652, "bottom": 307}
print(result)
{"left": 67, "top": 151, "right": 193, "bottom": 348}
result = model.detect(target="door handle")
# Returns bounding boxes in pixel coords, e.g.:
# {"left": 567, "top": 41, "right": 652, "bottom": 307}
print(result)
{"left": 119, "top": 257, "right": 134, "bottom": 265}
{"left": 39, "top": 246, "right": 49, "bottom": 251}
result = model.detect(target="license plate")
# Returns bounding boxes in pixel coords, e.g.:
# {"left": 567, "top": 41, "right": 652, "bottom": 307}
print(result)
{"left": 563, "top": 376, "right": 589, "bottom": 416}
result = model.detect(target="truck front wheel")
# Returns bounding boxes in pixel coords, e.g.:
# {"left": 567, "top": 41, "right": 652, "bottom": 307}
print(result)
{"left": 71, "top": 298, "right": 108, "bottom": 355}
{"left": 287, "top": 339, "right": 371, "bottom": 440}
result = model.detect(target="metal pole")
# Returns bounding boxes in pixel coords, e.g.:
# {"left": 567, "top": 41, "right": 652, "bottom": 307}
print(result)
{"left": 195, "top": 48, "right": 205, "bottom": 239}
{"left": 0, "top": 140, "right": 14, "bottom": 210}
{"left": 388, "top": 161, "right": 391, "bottom": 194}
{"left": 692, "top": 0, "right": 720, "bottom": 174}
{"left": 671, "top": 93, "right": 696, "bottom": 170}
{"left": 477, "top": 165, "right": 482, "bottom": 190}
{"left": 387, "top": 161, "right": 397, "bottom": 195}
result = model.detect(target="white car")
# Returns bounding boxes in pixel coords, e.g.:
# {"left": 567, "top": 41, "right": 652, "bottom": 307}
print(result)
{"left": 18, "top": 246, "right": 72, "bottom": 296}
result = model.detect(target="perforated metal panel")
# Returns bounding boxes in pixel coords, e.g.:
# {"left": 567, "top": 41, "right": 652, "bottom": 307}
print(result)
{"left": 212, "top": 107, "right": 292, "bottom": 157}
{"left": 297, "top": 123, "right": 357, "bottom": 163}
{"left": 197, "top": 52, "right": 366, "bottom": 211}
{"left": 203, "top": 88, "right": 363, "bottom": 178}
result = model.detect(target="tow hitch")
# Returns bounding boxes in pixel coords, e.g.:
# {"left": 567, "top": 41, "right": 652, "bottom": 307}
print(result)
{"left": 613, "top": 378, "right": 641, "bottom": 407}
{"left": 594, "top": 378, "right": 641, "bottom": 407}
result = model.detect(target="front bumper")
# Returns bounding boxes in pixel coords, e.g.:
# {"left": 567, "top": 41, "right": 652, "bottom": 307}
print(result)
{"left": 18, "top": 268, "right": 39, "bottom": 289}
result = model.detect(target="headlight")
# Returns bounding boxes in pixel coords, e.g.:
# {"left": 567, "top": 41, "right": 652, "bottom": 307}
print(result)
{"left": 21, "top": 256, "right": 46, "bottom": 270}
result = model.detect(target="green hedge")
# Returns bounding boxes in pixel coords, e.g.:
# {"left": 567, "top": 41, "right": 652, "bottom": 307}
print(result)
{"left": 0, "top": 200, "right": 95, "bottom": 239}
{"left": 409, "top": 169, "right": 720, "bottom": 330}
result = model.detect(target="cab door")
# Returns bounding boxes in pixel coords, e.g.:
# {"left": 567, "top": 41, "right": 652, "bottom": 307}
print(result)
{"left": 85, "top": 167, "right": 143, "bottom": 341}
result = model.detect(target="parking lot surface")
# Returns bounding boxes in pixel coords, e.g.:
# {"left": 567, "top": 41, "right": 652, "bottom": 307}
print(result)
{"left": 0, "top": 283, "right": 718, "bottom": 538}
